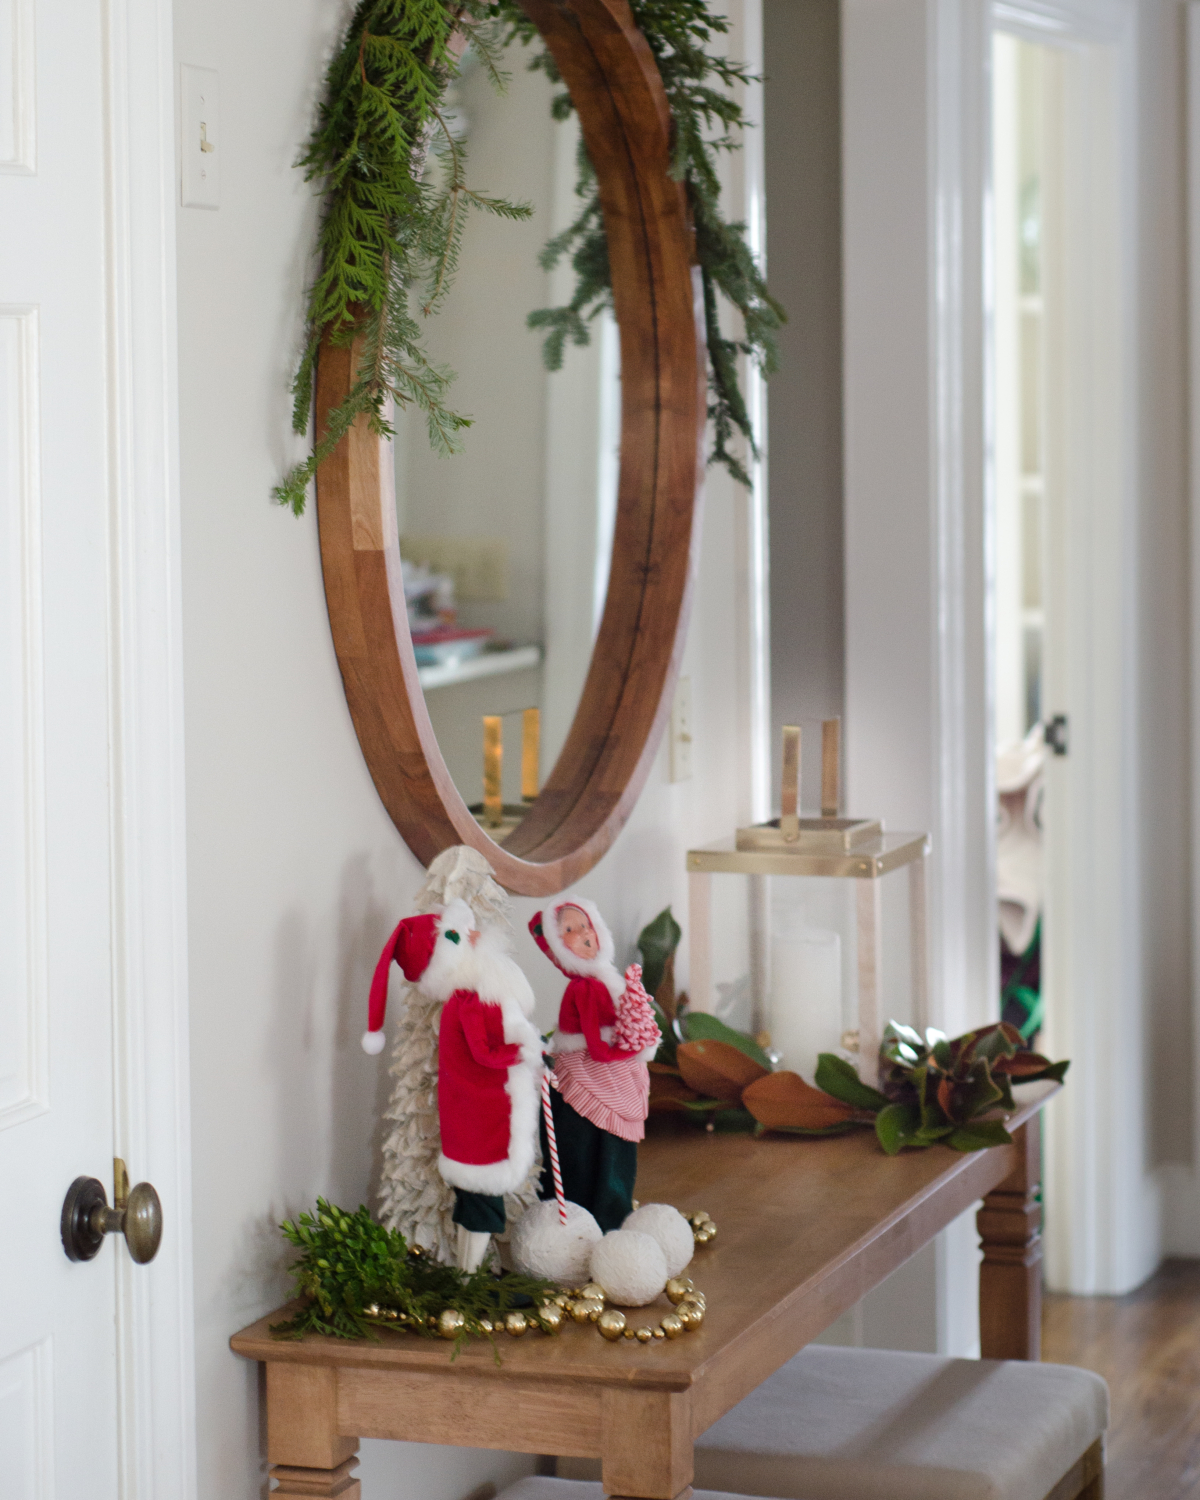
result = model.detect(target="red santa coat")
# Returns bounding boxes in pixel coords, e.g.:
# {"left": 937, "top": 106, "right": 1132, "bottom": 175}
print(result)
{"left": 423, "top": 914, "right": 542, "bottom": 1198}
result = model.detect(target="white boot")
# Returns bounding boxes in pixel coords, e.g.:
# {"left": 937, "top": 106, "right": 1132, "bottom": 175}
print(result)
{"left": 456, "top": 1225, "right": 491, "bottom": 1273}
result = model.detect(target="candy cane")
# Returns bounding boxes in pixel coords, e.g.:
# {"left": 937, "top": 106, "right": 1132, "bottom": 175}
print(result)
{"left": 541, "top": 1072, "right": 568, "bottom": 1226}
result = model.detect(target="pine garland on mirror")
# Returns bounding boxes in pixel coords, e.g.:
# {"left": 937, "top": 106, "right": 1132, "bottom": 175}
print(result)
{"left": 278, "top": 0, "right": 784, "bottom": 514}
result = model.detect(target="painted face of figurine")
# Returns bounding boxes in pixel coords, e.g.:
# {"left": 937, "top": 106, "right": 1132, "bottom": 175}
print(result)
{"left": 557, "top": 904, "right": 599, "bottom": 961}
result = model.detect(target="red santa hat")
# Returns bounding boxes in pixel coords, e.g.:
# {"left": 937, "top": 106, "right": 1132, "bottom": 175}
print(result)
{"left": 361, "top": 900, "right": 476, "bottom": 1055}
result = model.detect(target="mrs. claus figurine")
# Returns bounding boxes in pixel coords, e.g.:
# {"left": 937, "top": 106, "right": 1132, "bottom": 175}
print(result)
{"left": 362, "top": 899, "right": 542, "bottom": 1272}
{"left": 529, "top": 899, "right": 661, "bottom": 1231}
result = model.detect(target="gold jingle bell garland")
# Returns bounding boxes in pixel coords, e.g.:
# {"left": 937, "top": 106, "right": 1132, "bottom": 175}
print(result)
{"left": 363, "top": 1213, "right": 716, "bottom": 1348}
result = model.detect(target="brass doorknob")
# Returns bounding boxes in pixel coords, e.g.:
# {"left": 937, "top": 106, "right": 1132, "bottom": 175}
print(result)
{"left": 61, "top": 1168, "right": 163, "bottom": 1265}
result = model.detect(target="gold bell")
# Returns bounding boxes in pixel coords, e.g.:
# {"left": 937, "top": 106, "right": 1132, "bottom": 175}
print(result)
{"left": 665, "top": 1277, "right": 695, "bottom": 1305}
{"left": 661, "top": 1313, "right": 684, "bottom": 1339}
{"left": 635, "top": 1326, "right": 653, "bottom": 1343}
{"left": 504, "top": 1311, "right": 529, "bottom": 1337}
{"left": 580, "top": 1283, "right": 606, "bottom": 1301}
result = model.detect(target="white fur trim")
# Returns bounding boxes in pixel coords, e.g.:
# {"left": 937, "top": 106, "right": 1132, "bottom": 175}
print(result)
{"left": 438, "top": 1027, "right": 542, "bottom": 1197}
{"left": 362, "top": 1029, "right": 386, "bottom": 1055}
{"left": 543, "top": 898, "right": 624, "bottom": 1000}
{"left": 550, "top": 1026, "right": 615, "bottom": 1055}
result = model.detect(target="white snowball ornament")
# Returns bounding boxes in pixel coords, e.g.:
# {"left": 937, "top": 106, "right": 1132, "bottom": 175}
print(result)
{"left": 510, "top": 1200, "right": 603, "bottom": 1285}
{"left": 622, "top": 1203, "right": 695, "bottom": 1278}
{"left": 589, "top": 1229, "right": 669, "bottom": 1307}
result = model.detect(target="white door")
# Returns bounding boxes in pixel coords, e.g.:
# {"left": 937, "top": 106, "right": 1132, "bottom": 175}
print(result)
{"left": 2, "top": 0, "right": 183, "bottom": 1492}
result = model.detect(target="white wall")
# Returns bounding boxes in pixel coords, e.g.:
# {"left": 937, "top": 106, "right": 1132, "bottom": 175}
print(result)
{"left": 173, "top": 2, "right": 761, "bottom": 1497}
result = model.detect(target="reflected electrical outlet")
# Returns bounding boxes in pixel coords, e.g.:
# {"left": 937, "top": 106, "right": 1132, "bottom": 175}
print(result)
{"left": 669, "top": 675, "right": 692, "bottom": 782}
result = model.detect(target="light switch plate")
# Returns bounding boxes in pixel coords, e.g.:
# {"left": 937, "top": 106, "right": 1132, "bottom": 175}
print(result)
{"left": 181, "top": 65, "right": 219, "bottom": 209}
{"left": 668, "top": 676, "right": 693, "bottom": 783}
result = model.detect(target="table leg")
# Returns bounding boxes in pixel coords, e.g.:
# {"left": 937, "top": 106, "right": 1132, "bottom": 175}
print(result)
{"left": 601, "top": 1388, "right": 693, "bottom": 1499}
{"left": 977, "top": 1116, "right": 1042, "bottom": 1360}
{"left": 266, "top": 1363, "right": 360, "bottom": 1497}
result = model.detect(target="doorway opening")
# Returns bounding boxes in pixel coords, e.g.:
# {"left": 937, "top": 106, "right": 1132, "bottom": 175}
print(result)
{"left": 992, "top": 32, "right": 1054, "bottom": 1052}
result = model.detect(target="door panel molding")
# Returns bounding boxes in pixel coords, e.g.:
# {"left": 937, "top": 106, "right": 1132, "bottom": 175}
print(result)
{"left": 0, "top": 304, "right": 48, "bottom": 1134}
{"left": 0, "top": 0, "right": 36, "bottom": 174}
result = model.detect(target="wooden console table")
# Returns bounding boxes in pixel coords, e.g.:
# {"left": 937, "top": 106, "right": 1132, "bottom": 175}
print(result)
{"left": 231, "top": 1081, "right": 1056, "bottom": 1500}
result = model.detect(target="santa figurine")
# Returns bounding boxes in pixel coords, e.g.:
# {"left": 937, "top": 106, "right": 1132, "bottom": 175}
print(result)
{"left": 363, "top": 899, "right": 543, "bottom": 1272}
{"left": 529, "top": 899, "right": 661, "bottom": 1231}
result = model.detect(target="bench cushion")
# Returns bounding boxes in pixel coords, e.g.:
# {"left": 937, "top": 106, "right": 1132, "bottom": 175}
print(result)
{"left": 497, "top": 1481, "right": 787, "bottom": 1500}
{"left": 691, "top": 1345, "right": 1108, "bottom": 1500}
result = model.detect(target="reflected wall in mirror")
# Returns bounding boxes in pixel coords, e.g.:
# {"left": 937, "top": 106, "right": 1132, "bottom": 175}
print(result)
{"left": 395, "top": 42, "right": 620, "bottom": 842}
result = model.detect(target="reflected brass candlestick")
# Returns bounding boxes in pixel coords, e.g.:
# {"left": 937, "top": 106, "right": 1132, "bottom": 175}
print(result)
{"left": 482, "top": 716, "right": 503, "bottom": 827}
{"left": 522, "top": 707, "right": 540, "bottom": 802}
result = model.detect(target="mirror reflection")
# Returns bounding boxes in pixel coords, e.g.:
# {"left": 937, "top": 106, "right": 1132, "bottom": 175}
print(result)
{"left": 393, "top": 41, "right": 620, "bottom": 840}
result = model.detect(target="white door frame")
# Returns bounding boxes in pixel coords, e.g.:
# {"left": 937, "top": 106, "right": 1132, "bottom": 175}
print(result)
{"left": 1184, "top": 1, "right": 1200, "bottom": 1265}
{"left": 843, "top": 0, "right": 1150, "bottom": 1336}
{"left": 841, "top": 0, "right": 992, "bottom": 1355}
{"left": 990, "top": 0, "right": 1152, "bottom": 1295}
{"left": 102, "top": 0, "right": 195, "bottom": 1491}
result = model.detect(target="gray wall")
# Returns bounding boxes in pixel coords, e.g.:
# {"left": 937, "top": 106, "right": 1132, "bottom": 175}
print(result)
{"left": 763, "top": 0, "right": 844, "bottom": 812}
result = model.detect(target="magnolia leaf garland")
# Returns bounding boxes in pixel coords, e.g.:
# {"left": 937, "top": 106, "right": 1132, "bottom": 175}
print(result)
{"left": 277, "top": 0, "right": 784, "bottom": 514}
{"left": 654, "top": 1018, "right": 1069, "bottom": 1153}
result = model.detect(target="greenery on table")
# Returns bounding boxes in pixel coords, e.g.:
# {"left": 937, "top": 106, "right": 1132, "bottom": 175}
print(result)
{"left": 497, "top": 0, "right": 785, "bottom": 487}
{"left": 271, "top": 1200, "right": 559, "bottom": 1356}
{"left": 276, "top": 0, "right": 783, "bottom": 515}
{"left": 815, "top": 1021, "right": 1069, "bottom": 1155}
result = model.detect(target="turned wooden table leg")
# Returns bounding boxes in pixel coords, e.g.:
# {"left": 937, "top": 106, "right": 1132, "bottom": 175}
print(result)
{"left": 977, "top": 1116, "right": 1042, "bottom": 1360}
{"left": 601, "top": 1388, "right": 693, "bottom": 1500}
{"left": 266, "top": 1364, "right": 360, "bottom": 1497}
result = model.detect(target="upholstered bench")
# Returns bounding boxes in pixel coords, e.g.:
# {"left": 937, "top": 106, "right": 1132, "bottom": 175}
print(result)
{"left": 558, "top": 1346, "right": 1107, "bottom": 1500}
{"left": 692, "top": 1346, "right": 1107, "bottom": 1500}
{"left": 496, "top": 1481, "right": 785, "bottom": 1500}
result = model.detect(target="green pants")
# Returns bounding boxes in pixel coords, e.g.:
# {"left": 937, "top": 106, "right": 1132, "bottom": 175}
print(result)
{"left": 453, "top": 1188, "right": 506, "bottom": 1234}
{"left": 539, "top": 1086, "right": 637, "bottom": 1233}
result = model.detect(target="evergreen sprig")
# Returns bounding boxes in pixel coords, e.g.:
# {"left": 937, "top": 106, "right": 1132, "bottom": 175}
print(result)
{"left": 272, "top": 1199, "right": 559, "bottom": 1358}
{"left": 495, "top": 0, "right": 785, "bottom": 487}
{"left": 276, "top": 0, "right": 531, "bottom": 516}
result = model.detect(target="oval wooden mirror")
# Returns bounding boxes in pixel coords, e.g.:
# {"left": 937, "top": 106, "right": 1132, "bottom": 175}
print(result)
{"left": 314, "top": 0, "right": 703, "bottom": 896}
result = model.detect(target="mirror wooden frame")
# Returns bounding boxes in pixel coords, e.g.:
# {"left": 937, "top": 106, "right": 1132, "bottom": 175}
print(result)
{"left": 314, "top": 0, "right": 704, "bottom": 896}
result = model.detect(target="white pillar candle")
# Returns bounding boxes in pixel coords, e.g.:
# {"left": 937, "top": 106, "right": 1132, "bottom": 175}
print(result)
{"left": 768, "top": 928, "right": 843, "bottom": 1083}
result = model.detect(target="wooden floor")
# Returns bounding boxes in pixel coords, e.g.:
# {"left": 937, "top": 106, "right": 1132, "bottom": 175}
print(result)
{"left": 1044, "top": 1258, "right": 1200, "bottom": 1499}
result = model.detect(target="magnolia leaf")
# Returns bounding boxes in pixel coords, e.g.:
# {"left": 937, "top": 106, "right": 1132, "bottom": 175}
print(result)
{"left": 947, "top": 1119, "right": 1014, "bottom": 1152}
{"left": 957, "top": 1059, "right": 1005, "bottom": 1121}
{"left": 683, "top": 1012, "right": 773, "bottom": 1070}
{"left": 974, "top": 1023, "right": 1020, "bottom": 1065}
{"left": 876, "top": 1102, "right": 922, "bottom": 1155}
{"left": 884, "top": 1021, "right": 924, "bottom": 1048}
{"left": 636, "top": 907, "right": 682, "bottom": 998}
{"left": 647, "top": 1066, "right": 700, "bottom": 1113}
{"left": 815, "top": 1053, "right": 889, "bottom": 1111}
{"left": 911, "top": 1122, "right": 956, "bottom": 1145}
{"left": 742, "top": 1071, "right": 859, "bottom": 1132}
{"left": 676, "top": 1038, "right": 769, "bottom": 1102}
{"left": 761, "top": 1119, "right": 867, "bottom": 1138}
